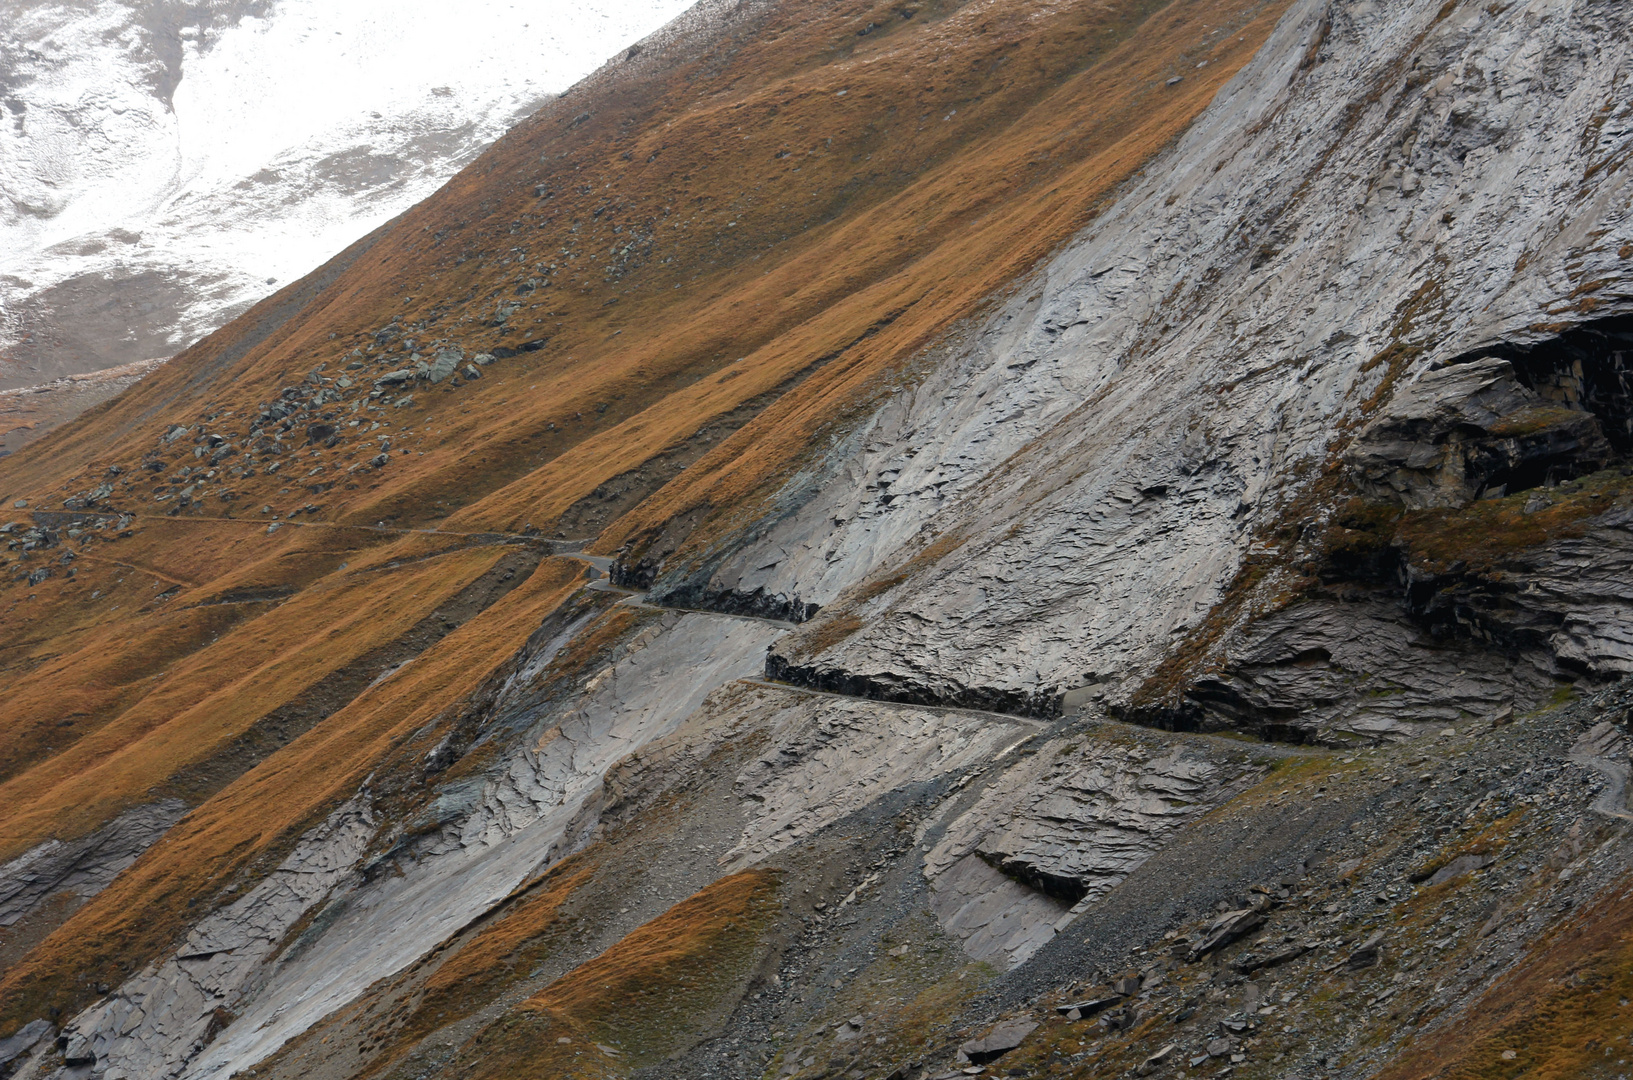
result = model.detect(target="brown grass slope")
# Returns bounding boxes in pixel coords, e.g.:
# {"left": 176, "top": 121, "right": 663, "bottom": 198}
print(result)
{"left": 0, "top": 0, "right": 1289, "bottom": 1038}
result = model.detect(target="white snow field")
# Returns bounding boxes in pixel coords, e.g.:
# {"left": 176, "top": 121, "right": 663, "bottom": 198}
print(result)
{"left": 0, "top": 0, "right": 696, "bottom": 388}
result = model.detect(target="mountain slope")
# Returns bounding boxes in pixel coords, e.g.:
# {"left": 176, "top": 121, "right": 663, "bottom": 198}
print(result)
{"left": 0, "top": 0, "right": 1630, "bottom": 1079}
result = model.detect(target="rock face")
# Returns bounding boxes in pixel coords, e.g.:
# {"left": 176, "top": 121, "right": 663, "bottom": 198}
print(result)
{"left": 1347, "top": 358, "right": 1612, "bottom": 508}
{"left": 0, "top": 0, "right": 1629, "bottom": 1079}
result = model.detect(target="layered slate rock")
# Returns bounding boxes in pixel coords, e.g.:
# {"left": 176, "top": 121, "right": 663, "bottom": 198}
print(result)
{"left": 1347, "top": 357, "right": 1612, "bottom": 508}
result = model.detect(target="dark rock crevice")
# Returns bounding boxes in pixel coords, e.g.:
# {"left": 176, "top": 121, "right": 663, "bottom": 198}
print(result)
{"left": 1447, "top": 314, "right": 1633, "bottom": 450}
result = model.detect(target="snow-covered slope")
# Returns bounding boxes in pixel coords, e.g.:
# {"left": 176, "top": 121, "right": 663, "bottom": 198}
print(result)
{"left": 0, "top": 0, "right": 696, "bottom": 390}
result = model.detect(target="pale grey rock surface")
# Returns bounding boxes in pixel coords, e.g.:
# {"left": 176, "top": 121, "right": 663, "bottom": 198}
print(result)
{"left": 0, "top": 800, "right": 185, "bottom": 928}
{"left": 179, "top": 611, "right": 778, "bottom": 1079}
{"left": 61, "top": 800, "right": 373, "bottom": 1080}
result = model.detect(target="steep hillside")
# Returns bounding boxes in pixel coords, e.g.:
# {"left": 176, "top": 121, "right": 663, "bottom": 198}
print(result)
{"left": 0, "top": 0, "right": 1630, "bottom": 1078}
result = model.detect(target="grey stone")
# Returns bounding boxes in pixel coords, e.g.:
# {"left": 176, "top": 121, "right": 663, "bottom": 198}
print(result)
{"left": 0, "top": 1020, "right": 53, "bottom": 1065}
{"left": 958, "top": 1019, "right": 1038, "bottom": 1064}
{"left": 1424, "top": 854, "right": 1495, "bottom": 887}
{"left": 1346, "top": 930, "right": 1386, "bottom": 970}
{"left": 1347, "top": 358, "right": 1609, "bottom": 509}
{"left": 1138, "top": 1043, "right": 1177, "bottom": 1075}
{"left": 428, "top": 347, "right": 462, "bottom": 383}
{"left": 1189, "top": 905, "right": 1266, "bottom": 961}
{"left": 1055, "top": 995, "right": 1120, "bottom": 1018}
{"left": 0, "top": 801, "right": 186, "bottom": 928}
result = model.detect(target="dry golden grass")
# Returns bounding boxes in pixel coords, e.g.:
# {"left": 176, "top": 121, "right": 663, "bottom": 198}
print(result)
{"left": 1375, "top": 874, "right": 1633, "bottom": 1080}
{"left": 0, "top": 557, "right": 584, "bottom": 1029}
{"left": 452, "top": 870, "right": 782, "bottom": 1079}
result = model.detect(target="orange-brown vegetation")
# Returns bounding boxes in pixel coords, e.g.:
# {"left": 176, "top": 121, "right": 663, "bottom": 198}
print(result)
{"left": 1376, "top": 874, "right": 1633, "bottom": 1080}
{"left": 0, "top": 556, "right": 584, "bottom": 1028}
{"left": 449, "top": 870, "right": 781, "bottom": 1079}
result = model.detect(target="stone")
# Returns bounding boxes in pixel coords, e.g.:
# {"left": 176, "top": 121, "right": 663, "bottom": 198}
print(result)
{"left": 1235, "top": 942, "right": 1308, "bottom": 974}
{"left": 374, "top": 369, "right": 412, "bottom": 387}
{"left": 428, "top": 347, "right": 463, "bottom": 383}
{"left": 1137, "top": 1044, "right": 1177, "bottom": 1075}
{"left": 1055, "top": 995, "right": 1121, "bottom": 1018}
{"left": 1112, "top": 974, "right": 1143, "bottom": 996}
{"left": 59, "top": 1031, "right": 94, "bottom": 1065}
{"left": 1189, "top": 907, "right": 1265, "bottom": 960}
{"left": 1346, "top": 930, "right": 1386, "bottom": 970}
{"left": 1206, "top": 1037, "right": 1233, "bottom": 1058}
{"left": 0, "top": 1020, "right": 53, "bottom": 1065}
{"left": 1424, "top": 854, "right": 1495, "bottom": 887}
{"left": 957, "top": 1019, "right": 1039, "bottom": 1064}
{"left": 1346, "top": 358, "right": 1610, "bottom": 509}
{"left": 1099, "top": 1005, "right": 1139, "bottom": 1032}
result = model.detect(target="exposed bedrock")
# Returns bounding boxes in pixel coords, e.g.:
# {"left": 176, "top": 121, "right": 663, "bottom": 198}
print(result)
{"left": 11, "top": 0, "right": 1633, "bottom": 1076}
{"left": 0, "top": 802, "right": 186, "bottom": 932}
{"left": 637, "top": 0, "right": 1633, "bottom": 741}
{"left": 763, "top": 653, "right": 1066, "bottom": 721}
{"left": 1346, "top": 356, "right": 1613, "bottom": 508}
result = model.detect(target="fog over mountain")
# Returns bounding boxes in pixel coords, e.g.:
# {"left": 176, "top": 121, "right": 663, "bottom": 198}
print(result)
{"left": 0, "top": 0, "right": 694, "bottom": 390}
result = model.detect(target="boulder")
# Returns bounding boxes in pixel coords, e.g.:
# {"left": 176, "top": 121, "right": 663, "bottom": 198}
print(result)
{"left": 957, "top": 1019, "right": 1039, "bottom": 1064}
{"left": 428, "top": 347, "right": 463, "bottom": 383}
{"left": 1188, "top": 906, "right": 1266, "bottom": 960}
{"left": 1424, "top": 854, "right": 1495, "bottom": 887}
{"left": 1346, "top": 930, "right": 1386, "bottom": 970}
{"left": 1138, "top": 1044, "right": 1177, "bottom": 1076}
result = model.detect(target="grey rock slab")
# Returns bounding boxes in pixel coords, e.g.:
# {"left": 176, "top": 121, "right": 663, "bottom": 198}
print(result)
{"left": 0, "top": 799, "right": 186, "bottom": 928}
{"left": 1347, "top": 357, "right": 1609, "bottom": 508}
{"left": 928, "top": 853, "right": 1069, "bottom": 970}
{"left": 62, "top": 800, "right": 373, "bottom": 1080}
{"left": 926, "top": 730, "right": 1268, "bottom": 943}
{"left": 958, "top": 1019, "right": 1038, "bottom": 1065}
{"left": 0, "top": 1020, "right": 53, "bottom": 1066}
{"left": 718, "top": 689, "right": 1035, "bottom": 868}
